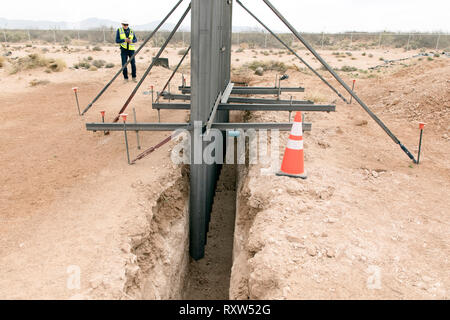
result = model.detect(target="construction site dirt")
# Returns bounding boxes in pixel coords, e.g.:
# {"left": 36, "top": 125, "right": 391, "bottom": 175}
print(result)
{"left": 0, "top": 44, "right": 448, "bottom": 299}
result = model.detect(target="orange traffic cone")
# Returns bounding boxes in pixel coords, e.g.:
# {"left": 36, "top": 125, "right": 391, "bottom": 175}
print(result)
{"left": 276, "top": 112, "right": 307, "bottom": 179}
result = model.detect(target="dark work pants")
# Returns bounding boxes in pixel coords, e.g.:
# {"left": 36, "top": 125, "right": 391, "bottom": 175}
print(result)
{"left": 121, "top": 48, "right": 136, "bottom": 79}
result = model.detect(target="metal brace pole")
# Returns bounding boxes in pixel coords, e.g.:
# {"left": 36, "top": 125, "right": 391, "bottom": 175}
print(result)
{"left": 236, "top": 0, "right": 349, "bottom": 103}
{"left": 261, "top": 0, "right": 417, "bottom": 162}
{"left": 206, "top": 92, "right": 223, "bottom": 134}
{"left": 112, "top": 4, "right": 191, "bottom": 123}
{"left": 133, "top": 108, "right": 141, "bottom": 150}
{"left": 81, "top": 0, "right": 185, "bottom": 115}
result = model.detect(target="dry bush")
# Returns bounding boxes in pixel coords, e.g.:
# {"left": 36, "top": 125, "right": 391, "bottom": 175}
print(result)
{"left": 92, "top": 59, "right": 106, "bottom": 68}
{"left": 89, "top": 66, "right": 98, "bottom": 71}
{"left": 340, "top": 65, "right": 357, "bottom": 72}
{"left": 7, "top": 54, "right": 66, "bottom": 74}
{"left": 74, "top": 61, "right": 91, "bottom": 69}
{"left": 246, "top": 60, "right": 289, "bottom": 73}
{"left": 304, "top": 91, "right": 327, "bottom": 103}
{"left": 9, "top": 53, "right": 48, "bottom": 74}
{"left": 47, "top": 59, "right": 66, "bottom": 72}
{"left": 231, "top": 72, "right": 252, "bottom": 86}
{"left": 29, "top": 79, "right": 50, "bottom": 87}
{"left": 105, "top": 63, "right": 115, "bottom": 68}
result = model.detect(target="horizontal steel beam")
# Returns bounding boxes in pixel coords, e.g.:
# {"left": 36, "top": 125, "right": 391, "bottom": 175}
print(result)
{"left": 86, "top": 123, "right": 190, "bottom": 132}
{"left": 152, "top": 103, "right": 335, "bottom": 112}
{"left": 86, "top": 122, "right": 312, "bottom": 132}
{"left": 213, "top": 122, "right": 312, "bottom": 131}
{"left": 180, "top": 86, "right": 305, "bottom": 94}
{"left": 161, "top": 93, "right": 313, "bottom": 104}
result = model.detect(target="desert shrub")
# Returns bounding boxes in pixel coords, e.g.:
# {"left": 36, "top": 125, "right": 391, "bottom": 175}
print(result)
{"left": 427, "top": 57, "right": 433, "bottom": 61}
{"left": 340, "top": 65, "right": 357, "bottom": 72}
{"left": 92, "top": 59, "right": 106, "bottom": 68}
{"left": 434, "top": 53, "right": 440, "bottom": 58}
{"left": 87, "top": 56, "right": 93, "bottom": 61}
{"left": 29, "top": 79, "right": 50, "bottom": 87}
{"left": 368, "top": 53, "right": 374, "bottom": 58}
{"left": 8, "top": 53, "right": 51, "bottom": 74}
{"left": 74, "top": 61, "right": 91, "bottom": 69}
{"left": 41, "top": 48, "right": 49, "bottom": 53}
{"left": 304, "top": 92, "right": 326, "bottom": 103}
{"left": 47, "top": 59, "right": 66, "bottom": 72}
{"left": 247, "top": 60, "right": 288, "bottom": 73}
{"left": 362, "top": 52, "right": 366, "bottom": 56}
{"left": 25, "top": 44, "right": 32, "bottom": 48}
{"left": 92, "top": 46, "right": 102, "bottom": 51}
{"left": 235, "top": 47, "right": 244, "bottom": 53}
{"left": 379, "top": 57, "right": 384, "bottom": 61}
{"left": 105, "top": 63, "right": 115, "bottom": 68}
{"left": 89, "top": 66, "right": 98, "bottom": 71}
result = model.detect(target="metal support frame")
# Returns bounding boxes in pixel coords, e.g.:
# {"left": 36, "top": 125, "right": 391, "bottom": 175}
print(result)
{"left": 86, "top": 122, "right": 312, "bottom": 132}
{"left": 261, "top": 0, "right": 417, "bottom": 163}
{"left": 161, "top": 93, "right": 313, "bottom": 105}
{"left": 236, "top": 0, "right": 348, "bottom": 103}
{"left": 156, "top": 46, "right": 191, "bottom": 103}
{"left": 180, "top": 86, "right": 305, "bottom": 94}
{"left": 151, "top": 103, "right": 335, "bottom": 112}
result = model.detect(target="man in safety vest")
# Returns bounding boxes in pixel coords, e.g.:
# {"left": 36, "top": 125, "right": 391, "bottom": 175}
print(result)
{"left": 116, "top": 19, "right": 138, "bottom": 83}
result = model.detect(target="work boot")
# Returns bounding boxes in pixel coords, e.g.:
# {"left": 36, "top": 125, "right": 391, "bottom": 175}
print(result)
{"left": 124, "top": 78, "right": 129, "bottom": 84}
{"left": 132, "top": 78, "right": 137, "bottom": 83}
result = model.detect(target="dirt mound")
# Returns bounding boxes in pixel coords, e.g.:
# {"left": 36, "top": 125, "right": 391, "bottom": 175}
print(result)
{"left": 364, "top": 60, "right": 450, "bottom": 130}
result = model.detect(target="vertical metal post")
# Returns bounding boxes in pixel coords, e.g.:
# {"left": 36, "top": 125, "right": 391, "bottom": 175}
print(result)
{"left": 133, "top": 108, "right": 141, "bottom": 150}
{"left": 350, "top": 79, "right": 355, "bottom": 104}
{"left": 417, "top": 123, "right": 426, "bottom": 164}
{"left": 121, "top": 115, "right": 131, "bottom": 165}
{"left": 289, "top": 96, "right": 293, "bottom": 121}
{"left": 190, "top": 0, "right": 232, "bottom": 260}
{"left": 417, "top": 129, "right": 424, "bottom": 164}
{"left": 436, "top": 34, "right": 441, "bottom": 51}
{"left": 73, "top": 87, "right": 81, "bottom": 115}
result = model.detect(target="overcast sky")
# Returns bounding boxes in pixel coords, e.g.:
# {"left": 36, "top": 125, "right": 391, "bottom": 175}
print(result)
{"left": 3, "top": 0, "right": 450, "bottom": 32}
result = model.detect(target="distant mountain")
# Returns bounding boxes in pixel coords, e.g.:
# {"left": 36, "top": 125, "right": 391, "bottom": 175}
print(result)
{"left": 0, "top": 17, "right": 183, "bottom": 31}
{"left": 0, "top": 17, "right": 258, "bottom": 32}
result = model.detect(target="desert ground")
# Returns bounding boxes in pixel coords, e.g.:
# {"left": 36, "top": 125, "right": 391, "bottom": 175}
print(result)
{"left": 0, "top": 42, "right": 448, "bottom": 299}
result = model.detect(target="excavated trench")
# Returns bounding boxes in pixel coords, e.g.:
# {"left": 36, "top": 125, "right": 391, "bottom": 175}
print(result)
{"left": 183, "top": 164, "right": 237, "bottom": 299}
{"left": 126, "top": 164, "right": 238, "bottom": 300}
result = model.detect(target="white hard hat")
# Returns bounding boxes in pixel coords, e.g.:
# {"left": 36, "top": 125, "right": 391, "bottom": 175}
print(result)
{"left": 121, "top": 19, "right": 129, "bottom": 24}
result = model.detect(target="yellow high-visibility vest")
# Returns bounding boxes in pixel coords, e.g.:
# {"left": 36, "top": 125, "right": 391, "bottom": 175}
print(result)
{"left": 119, "top": 28, "right": 135, "bottom": 51}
